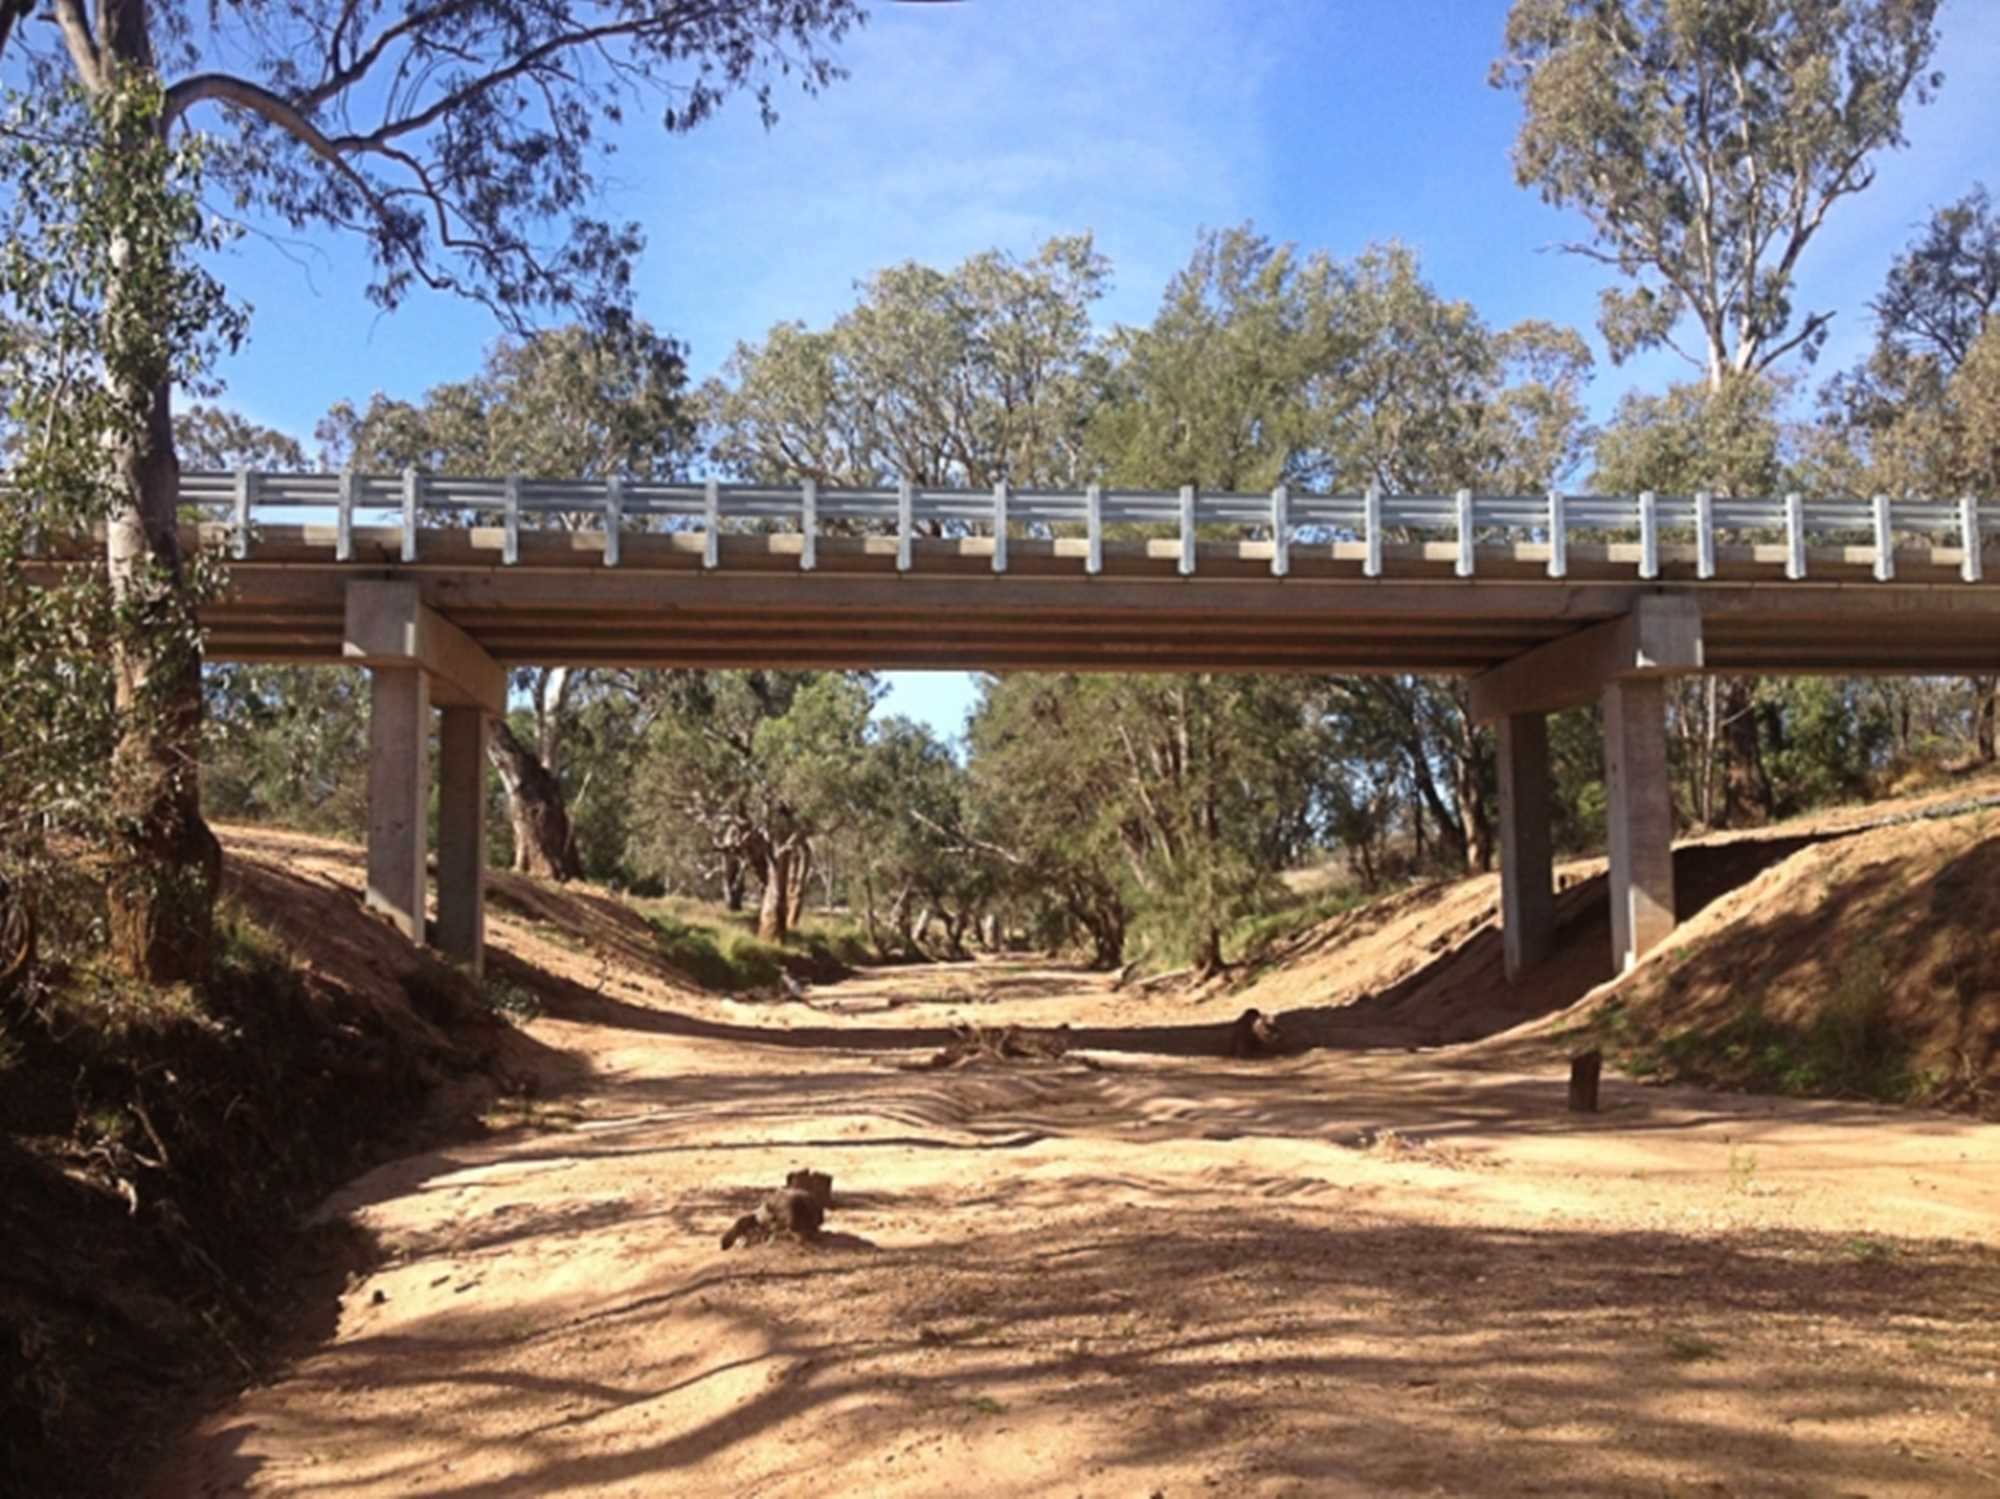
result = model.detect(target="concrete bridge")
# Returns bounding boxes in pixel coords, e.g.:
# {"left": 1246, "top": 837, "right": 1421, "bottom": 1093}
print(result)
{"left": 157, "top": 472, "right": 2000, "bottom": 984}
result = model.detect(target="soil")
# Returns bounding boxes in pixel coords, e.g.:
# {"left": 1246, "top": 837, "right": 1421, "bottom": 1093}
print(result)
{"left": 151, "top": 824, "right": 2000, "bottom": 1498}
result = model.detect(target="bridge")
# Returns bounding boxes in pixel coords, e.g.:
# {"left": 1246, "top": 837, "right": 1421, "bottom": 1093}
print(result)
{"left": 127, "top": 473, "right": 2000, "bottom": 987}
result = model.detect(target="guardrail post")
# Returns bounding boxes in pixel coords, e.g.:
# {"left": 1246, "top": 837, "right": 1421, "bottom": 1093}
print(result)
{"left": 1546, "top": 489, "right": 1567, "bottom": 578}
{"left": 1784, "top": 491, "right": 1805, "bottom": 580}
{"left": 1872, "top": 493, "right": 1894, "bottom": 581}
{"left": 1638, "top": 490, "right": 1659, "bottom": 580}
{"left": 1363, "top": 482, "right": 1382, "bottom": 578}
{"left": 992, "top": 480, "right": 1008, "bottom": 574}
{"left": 232, "top": 467, "right": 256, "bottom": 560}
{"left": 336, "top": 469, "right": 356, "bottom": 561}
{"left": 1455, "top": 488, "right": 1475, "bottom": 577}
{"left": 1179, "top": 484, "right": 1197, "bottom": 576}
{"left": 1695, "top": 490, "right": 1715, "bottom": 580}
{"left": 503, "top": 475, "right": 520, "bottom": 565}
{"left": 1085, "top": 484, "right": 1103, "bottom": 575}
{"left": 800, "top": 479, "right": 817, "bottom": 572}
{"left": 1270, "top": 484, "right": 1289, "bottom": 578}
{"left": 897, "top": 479, "right": 914, "bottom": 572}
{"left": 1963, "top": 495, "right": 1984, "bottom": 583}
{"left": 604, "top": 476, "right": 623, "bottom": 567}
{"left": 703, "top": 478, "right": 720, "bottom": 569}
{"left": 401, "top": 467, "right": 421, "bottom": 562}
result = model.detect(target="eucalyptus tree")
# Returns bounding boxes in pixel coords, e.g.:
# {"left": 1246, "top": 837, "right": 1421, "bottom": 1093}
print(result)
{"left": 627, "top": 671, "right": 875, "bottom": 941}
{"left": 0, "top": 75, "right": 240, "bottom": 977}
{"left": 321, "top": 322, "right": 693, "bottom": 879}
{"left": 703, "top": 235, "right": 1110, "bottom": 490}
{"left": 1088, "top": 226, "right": 1335, "bottom": 492}
{"left": 1494, "top": 0, "right": 1942, "bottom": 390}
{"left": 0, "top": 0, "right": 869, "bottom": 976}
{"left": 965, "top": 673, "right": 1331, "bottom": 972}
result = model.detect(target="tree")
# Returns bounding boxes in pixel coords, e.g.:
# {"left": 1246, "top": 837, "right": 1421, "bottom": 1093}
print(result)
{"left": 0, "top": 74, "right": 242, "bottom": 980}
{"left": 1495, "top": 0, "right": 1942, "bottom": 389}
{"left": 703, "top": 236, "right": 1110, "bottom": 490}
{"left": 1811, "top": 187, "right": 2000, "bottom": 761}
{"left": 627, "top": 671, "right": 874, "bottom": 941}
{"left": 0, "top": 0, "right": 867, "bottom": 977}
{"left": 321, "top": 321, "right": 693, "bottom": 878}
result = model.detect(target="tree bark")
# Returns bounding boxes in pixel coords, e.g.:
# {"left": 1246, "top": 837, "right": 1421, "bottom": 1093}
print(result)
{"left": 487, "top": 719, "right": 582, "bottom": 881}
{"left": 757, "top": 843, "right": 795, "bottom": 942}
{"left": 103, "top": 375, "right": 222, "bottom": 983}
{"left": 786, "top": 840, "right": 812, "bottom": 931}
{"left": 1973, "top": 676, "right": 1997, "bottom": 764}
{"left": 1719, "top": 677, "right": 1774, "bottom": 827}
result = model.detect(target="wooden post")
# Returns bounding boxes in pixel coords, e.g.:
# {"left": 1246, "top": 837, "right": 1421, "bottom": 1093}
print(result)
{"left": 365, "top": 667, "right": 431, "bottom": 943}
{"left": 436, "top": 706, "right": 487, "bottom": 974}
{"left": 1568, "top": 1048, "right": 1602, "bottom": 1113}
{"left": 1498, "top": 711, "right": 1555, "bottom": 982}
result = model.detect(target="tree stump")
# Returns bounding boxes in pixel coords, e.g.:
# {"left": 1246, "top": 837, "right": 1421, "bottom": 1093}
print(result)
{"left": 1568, "top": 1048, "right": 1602, "bottom": 1113}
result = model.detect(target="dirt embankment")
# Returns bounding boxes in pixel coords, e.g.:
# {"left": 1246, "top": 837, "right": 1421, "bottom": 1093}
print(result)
{"left": 147, "top": 816, "right": 2000, "bottom": 1498}
{"left": 0, "top": 831, "right": 551, "bottom": 1498}
{"left": 1233, "top": 776, "right": 2000, "bottom": 1116}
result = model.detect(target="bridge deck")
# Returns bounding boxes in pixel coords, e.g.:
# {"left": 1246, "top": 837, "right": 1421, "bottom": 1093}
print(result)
{"left": 199, "top": 524, "right": 2000, "bottom": 675}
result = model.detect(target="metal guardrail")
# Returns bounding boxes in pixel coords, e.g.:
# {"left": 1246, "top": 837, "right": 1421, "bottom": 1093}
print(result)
{"left": 29, "top": 471, "right": 2000, "bottom": 583}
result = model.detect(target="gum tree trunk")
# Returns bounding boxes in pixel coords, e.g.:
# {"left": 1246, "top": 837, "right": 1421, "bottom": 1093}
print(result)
{"left": 104, "top": 373, "right": 222, "bottom": 982}
{"left": 487, "top": 719, "right": 582, "bottom": 881}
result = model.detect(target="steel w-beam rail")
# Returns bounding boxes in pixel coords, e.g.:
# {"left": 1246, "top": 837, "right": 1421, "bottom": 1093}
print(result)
{"left": 117, "top": 471, "right": 2000, "bottom": 585}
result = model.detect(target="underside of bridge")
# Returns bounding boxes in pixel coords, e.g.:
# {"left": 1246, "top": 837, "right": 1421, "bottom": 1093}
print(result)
{"left": 268, "top": 544, "right": 1998, "bottom": 985}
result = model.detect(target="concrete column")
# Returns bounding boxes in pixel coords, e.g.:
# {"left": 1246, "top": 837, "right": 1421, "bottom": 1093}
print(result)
{"left": 1602, "top": 675, "right": 1675, "bottom": 970}
{"left": 365, "top": 667, "right": 431, "bottom": 942}
{"left": 1497, "top": 711, "right": 1555, "bottom": 982}
{"left": 435, "top": 706, "right": 488, "bottom": 974}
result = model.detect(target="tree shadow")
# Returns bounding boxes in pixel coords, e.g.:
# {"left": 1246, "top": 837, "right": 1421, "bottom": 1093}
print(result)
{"left": 169, "top": 1203, "right": 2000, "bottom": 1497}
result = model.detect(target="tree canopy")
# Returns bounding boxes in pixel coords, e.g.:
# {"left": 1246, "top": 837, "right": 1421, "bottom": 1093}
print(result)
{"left": 1495, "top": 0, "right": 1942, "bottom": 387}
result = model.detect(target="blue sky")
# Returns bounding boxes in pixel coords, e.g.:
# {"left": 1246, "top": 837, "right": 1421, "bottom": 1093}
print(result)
{"left": 198, "top": 0, "right": 2000, "bottom": 740}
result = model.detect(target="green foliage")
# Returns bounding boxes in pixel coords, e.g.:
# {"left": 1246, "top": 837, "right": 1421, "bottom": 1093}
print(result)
{"left": 203, "top": 665, "right": 372, "bottom": 839}
{"left": 643, "top": 899, "right": 861, "bottom": 990}
{"left": 1091, "top": 229, "right": 1594, "bottom": 495}
{"left": 0, "top": 74, "right": 243, "bottom": 944}
{"left": 1591, "top": 376, "right": 1789, "bottom": 496}
{"left": 703, "top": 235, "right": 1110, "bottom": 489}
{"left": 1496, "top": 0, "right": 1942, "bottom": 384}
{"left": 320, "top": 322, "right": 693, "bottom": 483}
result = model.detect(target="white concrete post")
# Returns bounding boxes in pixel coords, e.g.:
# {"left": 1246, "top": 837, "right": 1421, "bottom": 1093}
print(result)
{"left": 1602, "top": 675, "right": 1676, "bottom": 971}
{"left": 365, "top": 667, "right": 431, "bottom": 943}
{"left": 1497, "top": 711, "right": 1555, "bottom": 982}
{"left": 436, "top": 706, "right": 487, "bottom": 974}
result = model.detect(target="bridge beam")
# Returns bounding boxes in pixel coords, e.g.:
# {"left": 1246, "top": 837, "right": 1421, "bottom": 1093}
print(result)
{"left": 346, "top": 582, "right": 502, "bottom": 966}
{"left": 1497, "top": 712, "right": 1555, "bottom": 982}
